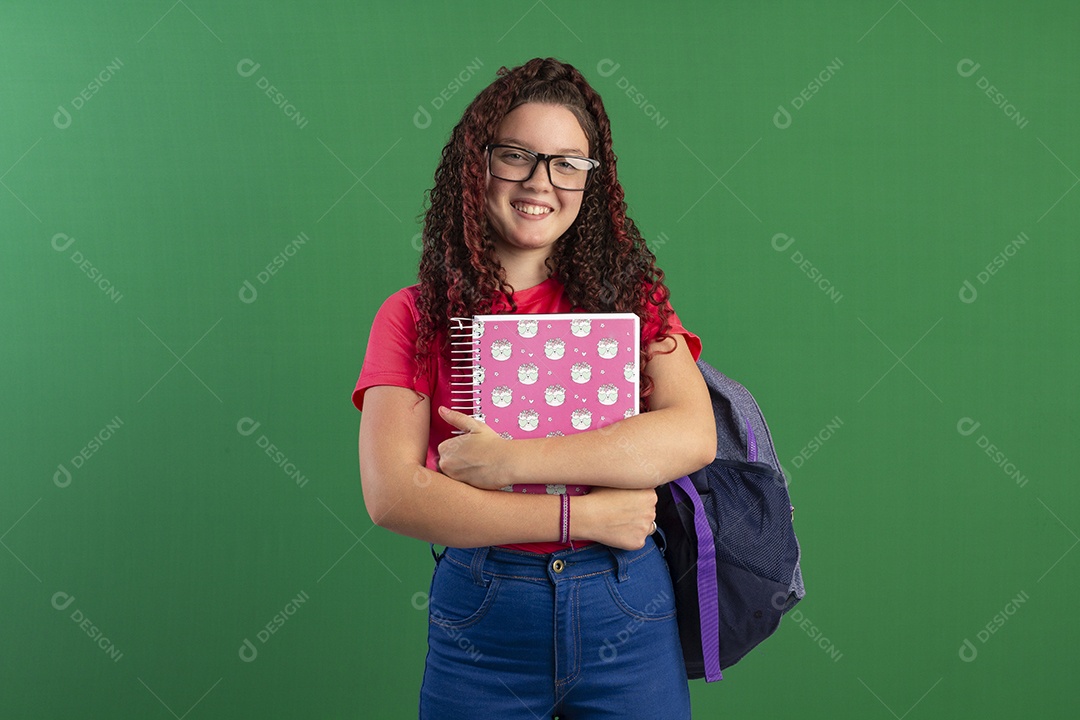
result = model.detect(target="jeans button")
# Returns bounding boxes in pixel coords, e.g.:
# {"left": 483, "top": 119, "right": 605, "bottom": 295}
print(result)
{"left": 552, "top": 559, "right": 565, "bottom": 573}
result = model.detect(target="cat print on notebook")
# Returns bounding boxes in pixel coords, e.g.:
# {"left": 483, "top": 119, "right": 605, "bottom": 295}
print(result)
{"left": 491, "top": 385, "right": 513, "bottom": 408}
{"left": 518, "top": 409, "right": 540, "bottom": 431}
{"left": 518, "top": 363, "right": 539, "bottom": 385}
{"left": 597, "top": 383, "right": 618, "bottom": 405}
{"left": 491, "top": 338, "right": 512, "bottom": 361}
{"left": 597, "top": 337, "right": 618, "bottom": 359}
{"left": 570, "top": 408, "right": 592, "bottom": 430}
{"left": 545, "top": 384, "right": 566, "bottom": 406}
{"left": 570, "top": 318, "right": 591, "bottom": 337}
{"left": 571, "top": 362, "right": 592, "bottom": 383}
{"left": 544, "top": 337, "right": 565, "bottom": 360}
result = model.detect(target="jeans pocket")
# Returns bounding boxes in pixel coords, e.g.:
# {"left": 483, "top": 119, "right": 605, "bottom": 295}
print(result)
{"left": 603, "top": 556, "right": 677, "bottom": 621}
{"left": 428, "top": 557, "right": 500, "bottom": 630}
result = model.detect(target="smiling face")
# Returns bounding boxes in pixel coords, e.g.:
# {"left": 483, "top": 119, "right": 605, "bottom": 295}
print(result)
{"left": 485, "top": 103, "right": 589, "bottom": 261}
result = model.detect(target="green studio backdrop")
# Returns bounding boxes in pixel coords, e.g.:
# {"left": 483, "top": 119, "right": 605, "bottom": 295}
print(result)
{"left": 4, "top": 1, "right": 1077, "bottom": 717}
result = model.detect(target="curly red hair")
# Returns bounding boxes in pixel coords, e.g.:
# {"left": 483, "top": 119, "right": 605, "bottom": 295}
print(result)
{"left": 414, "top": 57, "right": 675, "bottom": 404}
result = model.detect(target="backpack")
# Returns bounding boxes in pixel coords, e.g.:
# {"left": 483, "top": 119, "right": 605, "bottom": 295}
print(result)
{"left": 655, "top": 360, "right": 805, "bottom": 682}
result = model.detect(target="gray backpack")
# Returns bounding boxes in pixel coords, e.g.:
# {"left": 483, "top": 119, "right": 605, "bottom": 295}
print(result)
{"left": 655, "top": 360, "right": 806, "bottom": 681}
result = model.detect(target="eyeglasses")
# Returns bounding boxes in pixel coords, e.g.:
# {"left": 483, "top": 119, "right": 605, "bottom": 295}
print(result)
{"left": 486, "top": 144, "right": 600, "bottom": 191}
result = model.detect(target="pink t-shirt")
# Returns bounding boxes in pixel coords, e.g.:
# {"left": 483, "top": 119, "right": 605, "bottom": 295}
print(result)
{"left": 352, "top": 276, "right": 702, "bottom": 553}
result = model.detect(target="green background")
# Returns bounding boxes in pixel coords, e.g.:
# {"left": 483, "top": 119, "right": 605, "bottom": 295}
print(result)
{"left": 4, "top": 1, "right": 1077, "bottom": 717}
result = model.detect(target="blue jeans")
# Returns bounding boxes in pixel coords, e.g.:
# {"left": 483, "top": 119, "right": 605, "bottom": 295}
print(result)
{"left": 419, "top": 536, "right": 691, "bottom": 719}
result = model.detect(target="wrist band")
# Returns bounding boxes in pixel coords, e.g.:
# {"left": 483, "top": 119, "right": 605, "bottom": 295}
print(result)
{"left": 560, "top": 493, "right": 570, "bottom": 544}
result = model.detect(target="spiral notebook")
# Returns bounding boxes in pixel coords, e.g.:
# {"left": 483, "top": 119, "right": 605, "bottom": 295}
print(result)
{"left": 450, "top": 313, "right": 640, "bottom": 495}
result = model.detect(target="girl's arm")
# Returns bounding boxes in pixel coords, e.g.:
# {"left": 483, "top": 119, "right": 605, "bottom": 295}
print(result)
{"left": 359, "top": 385, "right": 658, "bottom": 549}
{"left": 437, "top": 333, "right": 716, "bottom": 491}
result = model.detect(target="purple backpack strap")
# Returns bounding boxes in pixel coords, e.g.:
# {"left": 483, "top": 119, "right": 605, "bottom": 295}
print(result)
{"left": 745, "top": 418, "right": 757, "bottom": 463}
{"left": 670, "top": 475, "right": 722, "bottom": 682}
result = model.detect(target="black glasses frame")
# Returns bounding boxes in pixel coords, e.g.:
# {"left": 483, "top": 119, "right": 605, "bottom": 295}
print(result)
{"left": 486, "top": 144, "right": 600, "bottom": 191}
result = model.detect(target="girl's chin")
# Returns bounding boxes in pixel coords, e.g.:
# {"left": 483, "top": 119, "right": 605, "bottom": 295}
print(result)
{"left": 497, "top": 235, "right": 561, "bottom": 252}
{"left": 493, "top": 225, "right": 563, "bottom": 246}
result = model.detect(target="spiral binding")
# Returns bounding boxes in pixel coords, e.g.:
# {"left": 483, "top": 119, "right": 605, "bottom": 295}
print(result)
{"left": 448, "top": 317, "right": 479, "bottom": 433}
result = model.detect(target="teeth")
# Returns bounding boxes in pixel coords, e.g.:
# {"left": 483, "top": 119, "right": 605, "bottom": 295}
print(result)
{"left": 512, "top": 202, "right": 551, "bottom": 216}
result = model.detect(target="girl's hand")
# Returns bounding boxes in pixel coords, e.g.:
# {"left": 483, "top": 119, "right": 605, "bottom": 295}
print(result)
{"left": 575, "top": 485, "right": 658, "bottom": 550}
{"left": 435, "top": 406, "right": 514, "bottom": 490}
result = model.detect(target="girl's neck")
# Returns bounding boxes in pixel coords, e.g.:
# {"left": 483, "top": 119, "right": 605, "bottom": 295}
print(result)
{"left": 497, "top": 248, "right": 553, "bottom": 292}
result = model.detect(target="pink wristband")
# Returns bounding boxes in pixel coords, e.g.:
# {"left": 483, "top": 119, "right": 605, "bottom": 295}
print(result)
{"left": 560, "top": 493, "right": 570, "bottom": 544}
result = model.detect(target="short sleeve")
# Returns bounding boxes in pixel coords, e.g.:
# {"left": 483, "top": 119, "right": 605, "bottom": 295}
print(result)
{"left": 643, "top": 298, "right": 702, "bottom": 362}
{"left": 665, "top": 308, "right": 702, "bottom": 361}
{"left": 352, "top": 287, "right": 430, "bottom": 411}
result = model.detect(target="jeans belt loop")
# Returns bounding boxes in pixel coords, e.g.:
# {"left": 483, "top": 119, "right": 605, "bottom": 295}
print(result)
{"left": 609, "top": 545, "right": 631, "bottom": 583}
{"left": 470, "top": 546, "right": 492, "bottom": 587}
{"left": 653, "top": 524, "right": 668, "bottom": 555}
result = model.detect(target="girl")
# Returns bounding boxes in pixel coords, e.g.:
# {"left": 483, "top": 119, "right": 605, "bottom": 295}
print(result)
{"left": 353, "top": 57, "right": 715, "bottom": 719}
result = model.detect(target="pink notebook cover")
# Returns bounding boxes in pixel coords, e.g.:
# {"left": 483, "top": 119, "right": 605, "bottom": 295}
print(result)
{"left": 450, "top": 313, "right": 640, "bottom": 495}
